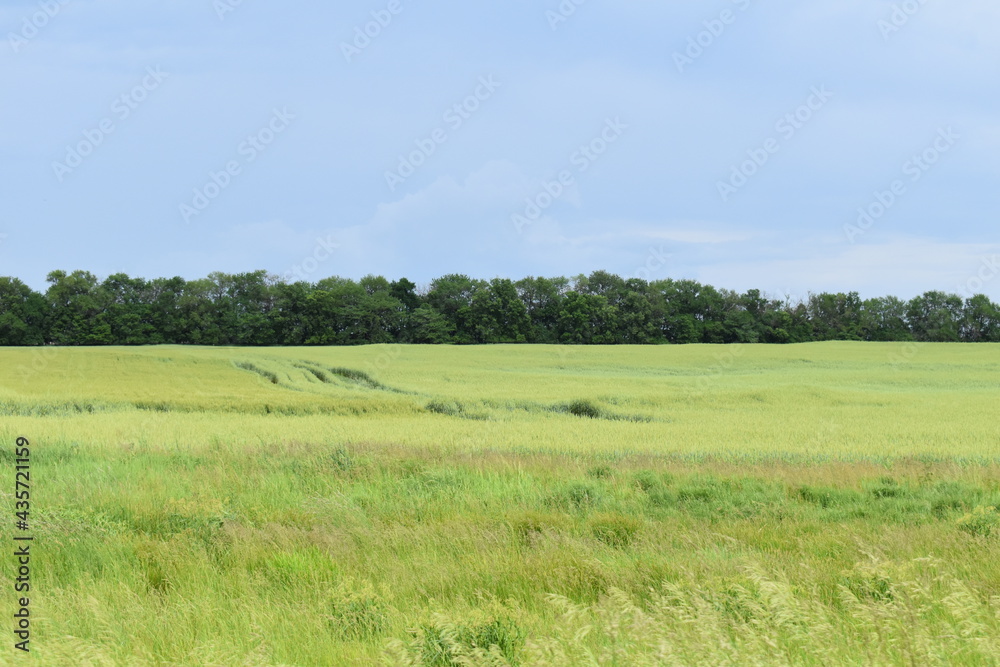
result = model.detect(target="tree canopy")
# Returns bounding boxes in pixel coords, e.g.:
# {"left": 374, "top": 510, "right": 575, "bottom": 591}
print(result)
{"left": 0, "top": 270, "right": 997, "bottom": 346}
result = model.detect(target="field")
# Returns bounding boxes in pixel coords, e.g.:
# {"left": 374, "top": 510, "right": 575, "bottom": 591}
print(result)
{"left": 2, "top": 343, "right": 1000, "bottom": 665}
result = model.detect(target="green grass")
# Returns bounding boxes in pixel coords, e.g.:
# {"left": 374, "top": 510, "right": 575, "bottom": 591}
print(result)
{"left": 1, "top": 343, "right": 999, "bottom": 664}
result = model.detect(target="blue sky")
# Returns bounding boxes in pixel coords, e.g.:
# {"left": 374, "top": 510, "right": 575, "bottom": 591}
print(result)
{"left": 1, "top": 0, "right": 998, "bottom": 300}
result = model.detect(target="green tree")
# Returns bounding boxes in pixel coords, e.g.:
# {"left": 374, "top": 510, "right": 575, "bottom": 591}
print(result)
{"left": 960, "top": 295, "right": 1000, "bottom": 342}
{"left": 390, "top": 278, "right": 420, "bottom": 312}
{"left": 357, "top": 275, "right": 403, "bottom": 344}
{"left": 270, "top": 281, "right": 313, "bottom": 345}
{"left": 807, "top": 292, "right": 863, "bottom": 341}
{"left": 99, "top": 273, "right": 157, "bottom": 344}
{"left": 45, "top": 270, "right": 111, "bottom": 345}
{"left": 860, "top": 296, "right": 911, "bottom": 341}
{"left": 0, "top": 277, "right": 47, "bottom": 345}
{"left": 304, "top": 277, "right": 367, "bottom": 345}
{"left": 470, "top": 278, "right": 531, "bottom": 343}
{"left": 617, "top": 287, "right": 657, "bottom": 344}
{"left": 557, "top": 292, "right": 617, "bottom": 344}
{"left": 146, "top": 276, "right": 186, "bottom": 344}
{"left": 426, "top": 274, "right": 481, "bottom": 344}
{"left": 906, "top": 291, "right": 963, "bottom": 342}
{"left": 411, "top": 304, "right": 456, "bottom": 343}
{"left": 515, "top": 276, "right": 567, "bottom": 343}
{"left": 654, "top": 279, "right": 725, "bottom": 343}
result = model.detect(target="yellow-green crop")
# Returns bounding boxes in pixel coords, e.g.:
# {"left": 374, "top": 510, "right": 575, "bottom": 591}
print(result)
{"left": 1, "top": 343, "right": 999, "bottom": 665}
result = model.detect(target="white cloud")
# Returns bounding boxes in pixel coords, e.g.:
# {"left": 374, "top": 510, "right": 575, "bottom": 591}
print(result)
{"left": 695, "top": 235, "right": 1000, "bottom": 300}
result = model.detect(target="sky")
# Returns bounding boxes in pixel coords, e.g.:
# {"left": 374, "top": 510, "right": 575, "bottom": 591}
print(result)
{"left": 1, "top": 0, "right": 998, "bottom": 301}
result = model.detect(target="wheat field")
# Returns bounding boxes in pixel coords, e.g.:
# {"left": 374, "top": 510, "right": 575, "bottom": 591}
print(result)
{"left": 2, "top": 343, "right": 999, "bottom": 665}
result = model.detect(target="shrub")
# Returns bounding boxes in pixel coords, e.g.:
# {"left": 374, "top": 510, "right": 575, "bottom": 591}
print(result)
{"left": 425, "top": 400, "right": 489, "bottom": 420}
{"left": 327, "top": 446, "right": 355, "bottom": 473}
{"left": 587, "top": 464, "right": 614, "bottom": 480}
{"left": 426, "top": 400, "right": 462, "bottom": 416}
{"left": 589, "top": 513, "right": 642, "bottom": 548}
{"left": 677, "top": 485, "right": 716, "bottom": 504}
{"left": 957, "top": 506, "right": 999, "bottom": 538}
{"left": 566, "top": 400, "right": 601, "bottom": 419}
{"left": 797, "top": 485, "right": 860, "bottom": 509}
{"left": 549, "top": 481, "right": 604, "bottom": 511}
{"left": 869, "top": 477, "right": 907, "bottom": 499}
{"left": 633, "top": 470, "right": 660, "bottom": 492}
{"left": 646, "top": 488, "right": 676, "bottom": 509}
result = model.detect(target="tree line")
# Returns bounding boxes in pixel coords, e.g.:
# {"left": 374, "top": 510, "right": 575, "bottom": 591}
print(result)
{"left": 0, "top": 270, "right": 998, "bottom": 346}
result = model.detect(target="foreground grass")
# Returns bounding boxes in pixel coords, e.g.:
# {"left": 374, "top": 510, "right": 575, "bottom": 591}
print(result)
{"left": 1, "top": 343, "right": 999, "bottom": 664}
{"left": 2, "top": 441, "right": 1000, "bottom": 664}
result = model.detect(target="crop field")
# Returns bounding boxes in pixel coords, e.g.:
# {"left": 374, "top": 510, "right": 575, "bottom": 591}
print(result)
{"left": 2, "top": 343, "right": 1000, "bottom": 665}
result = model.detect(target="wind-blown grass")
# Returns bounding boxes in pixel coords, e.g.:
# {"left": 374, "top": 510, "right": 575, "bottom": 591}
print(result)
{"left": 1, "top": 343, "right": 999, "bottom": 664}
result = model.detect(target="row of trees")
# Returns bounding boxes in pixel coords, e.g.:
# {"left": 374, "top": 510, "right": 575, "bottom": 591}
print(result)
{"left": 1, "top": 270, "right": 998, "bottom": 346}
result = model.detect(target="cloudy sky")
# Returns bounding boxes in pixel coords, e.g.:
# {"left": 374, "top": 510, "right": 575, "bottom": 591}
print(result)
{"left": 1, "top": 0, "right": 998, "bottom": 299}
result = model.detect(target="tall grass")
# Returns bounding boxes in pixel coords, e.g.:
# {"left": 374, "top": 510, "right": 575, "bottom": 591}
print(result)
{"left": 1, "top": 344, "right": 999, "bottom": 664}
